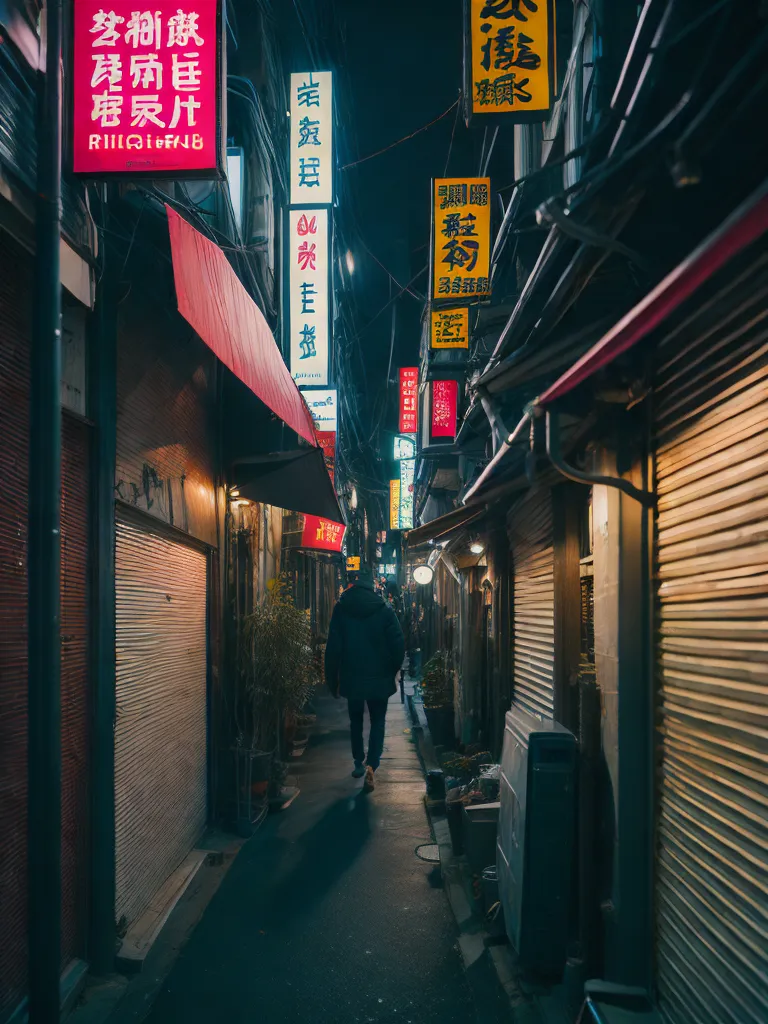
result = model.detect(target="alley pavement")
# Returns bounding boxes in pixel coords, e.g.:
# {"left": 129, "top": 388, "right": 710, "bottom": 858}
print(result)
{"left": 140, "top": 690, "right": 510, "bottom": 1023}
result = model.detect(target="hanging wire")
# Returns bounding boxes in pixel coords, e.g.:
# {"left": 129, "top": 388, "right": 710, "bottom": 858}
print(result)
{"left": 341, "top": 98, "right": 460, "bottom": 171}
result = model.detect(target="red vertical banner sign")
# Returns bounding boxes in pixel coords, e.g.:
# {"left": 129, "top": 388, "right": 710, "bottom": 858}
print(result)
{"left": 316, "top": 430, "right": 336, "bottom": 484}
{"left": 72, "top": 0, "right": 222, "bottom": 177}
{"left": 399, "top": 367, "right": 419, "bottom": 434}
{"left": 301, "top": 515, "right": 345, "bottom": 553}
{"left": 431, "top": 379, "right": 458, "bottom": 438}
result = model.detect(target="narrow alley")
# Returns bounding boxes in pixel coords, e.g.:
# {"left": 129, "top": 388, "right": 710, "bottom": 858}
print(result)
{"left": 119, "top": 693, "right": 509, "bottom": 1024}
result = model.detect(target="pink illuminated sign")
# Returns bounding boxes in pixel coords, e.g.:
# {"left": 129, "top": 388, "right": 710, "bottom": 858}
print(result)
{"left": 72, "top": 0, "right": 221, "bottom": 176}
{"left": 431, "top": 379, "right": 458, "bottom": 439}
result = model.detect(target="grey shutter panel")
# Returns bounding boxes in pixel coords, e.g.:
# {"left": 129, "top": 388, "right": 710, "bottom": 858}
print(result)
{"left": 653, "top": 255, "right": 768, "bottom": 1024}
{"left": 509, "top": 489, "right": 555, "bottom": 718}
{"left": 115, "top": 516, "right": 208, "bottom": 929}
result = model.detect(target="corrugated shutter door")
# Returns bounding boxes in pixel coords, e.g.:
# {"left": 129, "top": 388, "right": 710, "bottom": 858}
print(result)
{"left": 0, "top": 232, "right": 30, "bottom": 1017}
{"left": 654, "top": 254, "right": 768, "bottom": 1024}
{"left": 115, "top": 516, "right": 208, "bottom": 929}
{"left": 509, "top": 489, "right": 555, "bottom": 718}
{"left": 61, "top": 414, "right": 91, "bottom": 967}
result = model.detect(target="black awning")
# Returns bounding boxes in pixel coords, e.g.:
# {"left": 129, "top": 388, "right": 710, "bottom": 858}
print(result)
{"left": 406, "top": 504, "right": 487, "bottom": 548}
{"left": 233, "top": 448, "right": 343, "bottom": 523}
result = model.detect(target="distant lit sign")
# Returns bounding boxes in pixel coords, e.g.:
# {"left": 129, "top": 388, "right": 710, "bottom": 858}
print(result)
{"left": 290, "top": 71, "right": 333, "bottom": 206}
{"left": 301, "top": 514, "right": 345, "bottom": 552}
{"left": 466, "top": 0, "right": 555, "bottom": 121}
{"left": 398, "top": 458, "right": 415, "bottom": 530}
{"left": 399, "top": 368, "right": 419, "bottom": 434}
{"left": 290, "top": 209, "right": 329, "bottom": 385}
{"left": 346, "top": 556, "right": 361, "bottom": 572}
{"left": 432, "top": 178, "right": 491, "bottom": 301}
{"left": 431, "top": 379, "right": 458, "bottom": 439}
{"left": 432, "top": 307, "right": 469, "bottom": 349}
{"left": 394, "top": 434, "right": 417, "bottom": 460}
{"left": 316, "top": 429, "right": 335, "bottom": 483}
{"left": 389, "top": 479, "right": 401, "bottom": 530}
{"left": 382, "top": 564, "right": 397, "bottom": 576}
{"left": 72, "top": 0, "right": 222, "bottom": 177}
{"left": 302, "top": 388, "right": 337, "bottom": 432}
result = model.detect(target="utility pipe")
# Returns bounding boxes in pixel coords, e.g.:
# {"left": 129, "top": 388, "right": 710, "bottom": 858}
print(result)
{"left": 462, "top": 411, "right": 531, "bottom": 505}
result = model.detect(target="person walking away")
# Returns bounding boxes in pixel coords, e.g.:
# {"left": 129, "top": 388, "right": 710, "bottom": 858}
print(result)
{"left": 325, "top": 568, "right": 405, "bottom": 791}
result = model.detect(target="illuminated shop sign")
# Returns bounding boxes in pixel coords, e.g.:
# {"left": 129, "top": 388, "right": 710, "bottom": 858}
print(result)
{"left": 290, "top": 70, "right": 333, "bottom": 206}
{"left": 290, "top": 209, "right": 330, "bottom": 385}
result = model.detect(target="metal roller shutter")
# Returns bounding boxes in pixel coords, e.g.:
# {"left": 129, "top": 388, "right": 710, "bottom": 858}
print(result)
{"left": 61, "top": 413, "right": 91, "bottom": 968}
{"left": 508, "top": 489, "right": 555, "bottom": 718}
{"left": 653, "top": 253, "right": 768, "bottom": 1024}
{"left": 115, "top": 516, "right": 208, "bottom": 930}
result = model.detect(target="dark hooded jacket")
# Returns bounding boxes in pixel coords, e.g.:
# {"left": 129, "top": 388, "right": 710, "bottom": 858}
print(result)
{"left": 324, "top": 583, "right": 405, "bottom": 700}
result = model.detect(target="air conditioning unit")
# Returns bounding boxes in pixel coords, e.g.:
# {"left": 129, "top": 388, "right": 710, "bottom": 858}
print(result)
{"left": 497, "top": 705, "right": 577, "bottom": 977}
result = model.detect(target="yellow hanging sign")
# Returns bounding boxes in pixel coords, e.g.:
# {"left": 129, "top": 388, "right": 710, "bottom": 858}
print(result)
{"left": 432, "top": 178, "right": 491, "bottom": 302}
{"left": 467, "top": 0, "right": 555, "bottom": 120}
{"left": 431, "top": 307, "right": 470, "bottom": 349}
{"left": 389, "top": 479, "right": 401, "bottom": 530}
{"left": 346, "top": 556, "right": 361, "bottom": 572}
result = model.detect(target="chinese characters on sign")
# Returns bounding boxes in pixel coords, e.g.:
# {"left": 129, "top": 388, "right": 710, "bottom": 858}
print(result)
{"left": 432, "top": 179, "right": 491, "bottom": 301}
{"left": 290, "top": 210, "right": 330, "bottom": 385}
{"left": 290, "top": 71, "right": 333, "bottom": 206}
{"left": 389, "top": 479, "right": 401, "bottom": 531}
{"left": 303, "top": 388, "right": 337, "bottom": 432}
{"left": 72, "top": 0, "right": 220, "bottom": 175}
{"left": 398, "top": 458, "right": 415, "bottom": 530}
{"left": 301, "top": 514, "right": 345, "bottom": 553}
{"left": 468, "top": 0, "right": 554, "bottom": 119}
{"left": 316, "top": 430, "right": 336, "bottom": 483}
{"left": 399, "top": 367, "right": 419, "bottom": 434}
{"left": 431, "top": 307, "right": 470, "bottom": 349}
{"left": 431, "top": 379, "right": 459, "bottom": 439}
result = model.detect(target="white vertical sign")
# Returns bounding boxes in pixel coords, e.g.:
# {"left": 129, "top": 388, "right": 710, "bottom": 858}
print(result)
{"left": 290, "top": 71, "right": 333, "bottom": 207}
{"left": 399, "top": 458, "right": 415, "bottom": 530}
{"left": 289, "top": 209, "right": 329, "bottom": 386}
{"left": 302, "top": 388, "right": 337, "bottom": 432}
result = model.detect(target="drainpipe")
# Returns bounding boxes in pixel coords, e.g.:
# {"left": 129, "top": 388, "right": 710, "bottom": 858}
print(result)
{"left": 28, "top": 0, "right": 63, "bottom": 1017}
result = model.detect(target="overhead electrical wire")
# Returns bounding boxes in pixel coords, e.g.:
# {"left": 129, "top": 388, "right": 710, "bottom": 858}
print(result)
{"left": 341, "top": 97, "right": 460, "bottom": 171}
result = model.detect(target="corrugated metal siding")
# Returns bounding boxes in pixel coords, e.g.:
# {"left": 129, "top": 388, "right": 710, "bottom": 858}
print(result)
{"left": 61, "top": 413, "right": 91, "bottom": 968}
{"left": 0, "top": 230, "right": 30, "bottom": 1017}
{"left": 115, "top": 517, "right": 208, "bottom": 929}
{"left": 508, "top": 489, "right": 555, "bottom": 718}
{"left": 653, "top": 254, "right": 768, "bottom": 1024}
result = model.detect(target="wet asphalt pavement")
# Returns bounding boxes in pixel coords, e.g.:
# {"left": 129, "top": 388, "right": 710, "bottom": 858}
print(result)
{"left": 141, "top": 691, "right": 511, "bottom": 1023}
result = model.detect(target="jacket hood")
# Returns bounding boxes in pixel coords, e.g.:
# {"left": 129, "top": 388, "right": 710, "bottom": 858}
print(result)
{"left": 339, "top": 584, "right": 387, "bottom": 620}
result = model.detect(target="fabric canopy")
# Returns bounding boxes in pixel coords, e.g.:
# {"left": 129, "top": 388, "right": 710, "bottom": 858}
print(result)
{"left": 166, "top": 205, "right": 316, "bottom": 444}
{"left": 233, "top": 448, "right": 343, "bottom": 523}
{"left": 406, "top": 505, "right": 487, "bottom": 548}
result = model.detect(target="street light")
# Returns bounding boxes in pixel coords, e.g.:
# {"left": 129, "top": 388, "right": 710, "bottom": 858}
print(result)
{"left": 470, "top": 541, "right": 485, "bottom": 555}
{"left": 413, "top": 565, "right": 434, "bottom": 585}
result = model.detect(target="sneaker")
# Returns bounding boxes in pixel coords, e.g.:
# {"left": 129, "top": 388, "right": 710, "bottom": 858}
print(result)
{"left": 352, "top": 762, "right": 365, "bottom": 778}
{"left": 363, "top": 766, "right": 375, "bottom": 792}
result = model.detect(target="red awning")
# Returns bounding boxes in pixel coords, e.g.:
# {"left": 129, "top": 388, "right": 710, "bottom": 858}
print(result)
{"left": 538, "top": 181, "right": 768, "bottom": 406}
{"left": 166, "top": 205, "right": 316, "bottom": 445}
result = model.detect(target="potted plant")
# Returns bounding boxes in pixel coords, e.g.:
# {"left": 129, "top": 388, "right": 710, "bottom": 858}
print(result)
{"left": 239, "top": 575, "right": 318, "bottom": 812}
{"left": 420, "top": 650, "right": 456, "bottom": 749}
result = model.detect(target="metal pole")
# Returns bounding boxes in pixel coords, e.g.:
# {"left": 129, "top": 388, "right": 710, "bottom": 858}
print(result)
{"left": 28, "top": 0, "right": 63, "bottom": 1017}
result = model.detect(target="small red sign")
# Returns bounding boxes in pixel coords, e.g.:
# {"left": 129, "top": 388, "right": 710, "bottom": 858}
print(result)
{"left": 431, "top": 379, "right": 458, "bottom": 439}
{"left": 72, "top": 0, "right": 220, "bottom": 176}
{"left": 316, "top": 430, "right": 336, "bottom": 484}
{"left": 301, "top": 515, "right": 345, "bottom": 553}
{"left": 399, "top": 367, "right": 419, "bottom": 434}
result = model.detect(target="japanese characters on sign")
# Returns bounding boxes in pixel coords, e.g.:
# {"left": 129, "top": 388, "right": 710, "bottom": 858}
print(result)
{"left": 398, "top": 368, "right": 419, "bottom": 434}
{"left": 316, "top": 430, "right": 336, "bottom": 483}
{"left": 432, "top": 178, "right": 491, "bottom": 301}
{"left": 398, "top": 458, "right": 415, "bottom": 530}
{"left": 301, "top": 514, "right": 345, "bottom": 553}
{"left": 394, "top": 434, "right": 417, "bottom": 461}
{"left": 72, "top": 0, "right": 221, "bottom": 176}
{"left": 302, "top": 388, "right": 337, "bottom": 432}
{"left": 431, "top": 307, "right": 470, "bottom": 349}
{"left": 290, "top": 71, "right": 333, "bottom": 206}
{"left": 290, "top": 210, "right": 330, "bottom": 385}
{"left": 389, "top": 479, "right": 401, "bottom": 531}
{"left": 431, "top": 379, "right": 459, "bottom": 439}
{"left": 467, "top": 0, "right": 554, "bottom": 120}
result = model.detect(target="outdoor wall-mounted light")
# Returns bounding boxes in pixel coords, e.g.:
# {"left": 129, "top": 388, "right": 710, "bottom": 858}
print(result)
{"left": 413, "top": 565, "right": 434, "bottom": 586}
{"left": 470, "top": 541, "right": 485, "bottom": 555}
{"left": 345, "top": 250, "right": 355, "bottom": 275}
{"left": 229, "top": 488, "right": 240, "bottom": 498}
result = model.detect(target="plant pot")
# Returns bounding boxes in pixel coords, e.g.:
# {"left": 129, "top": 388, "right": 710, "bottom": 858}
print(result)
{"left": 424, "top": 705, "right": 456, "bottom": 749}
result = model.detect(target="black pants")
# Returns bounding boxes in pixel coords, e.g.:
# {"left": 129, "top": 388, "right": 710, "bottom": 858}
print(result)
{"left": 347, "top": 698, "right": 389, "bottom": 770}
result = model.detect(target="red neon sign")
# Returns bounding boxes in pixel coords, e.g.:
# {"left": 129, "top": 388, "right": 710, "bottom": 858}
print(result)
{"left": 72, "top": 0, "right": 220, "bottom": 176}
{"left": 399, "top": 367, "right": 419, "bottom": 434}
{"left": 431, "top": 379, "right": 458, "bottom": 439}
{"left": 301, "top": 515, "right": 345, "bottom": 553}
{"left": 316, "top": 430, "right": 336, "bottom": 484}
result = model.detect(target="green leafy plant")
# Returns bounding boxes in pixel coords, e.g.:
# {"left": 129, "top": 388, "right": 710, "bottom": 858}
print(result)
{"left": 420, "top": 649, "right": 454, "bottom": 709}
{"left": 237, "top": 574, "right": 318, "bottom": 750}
